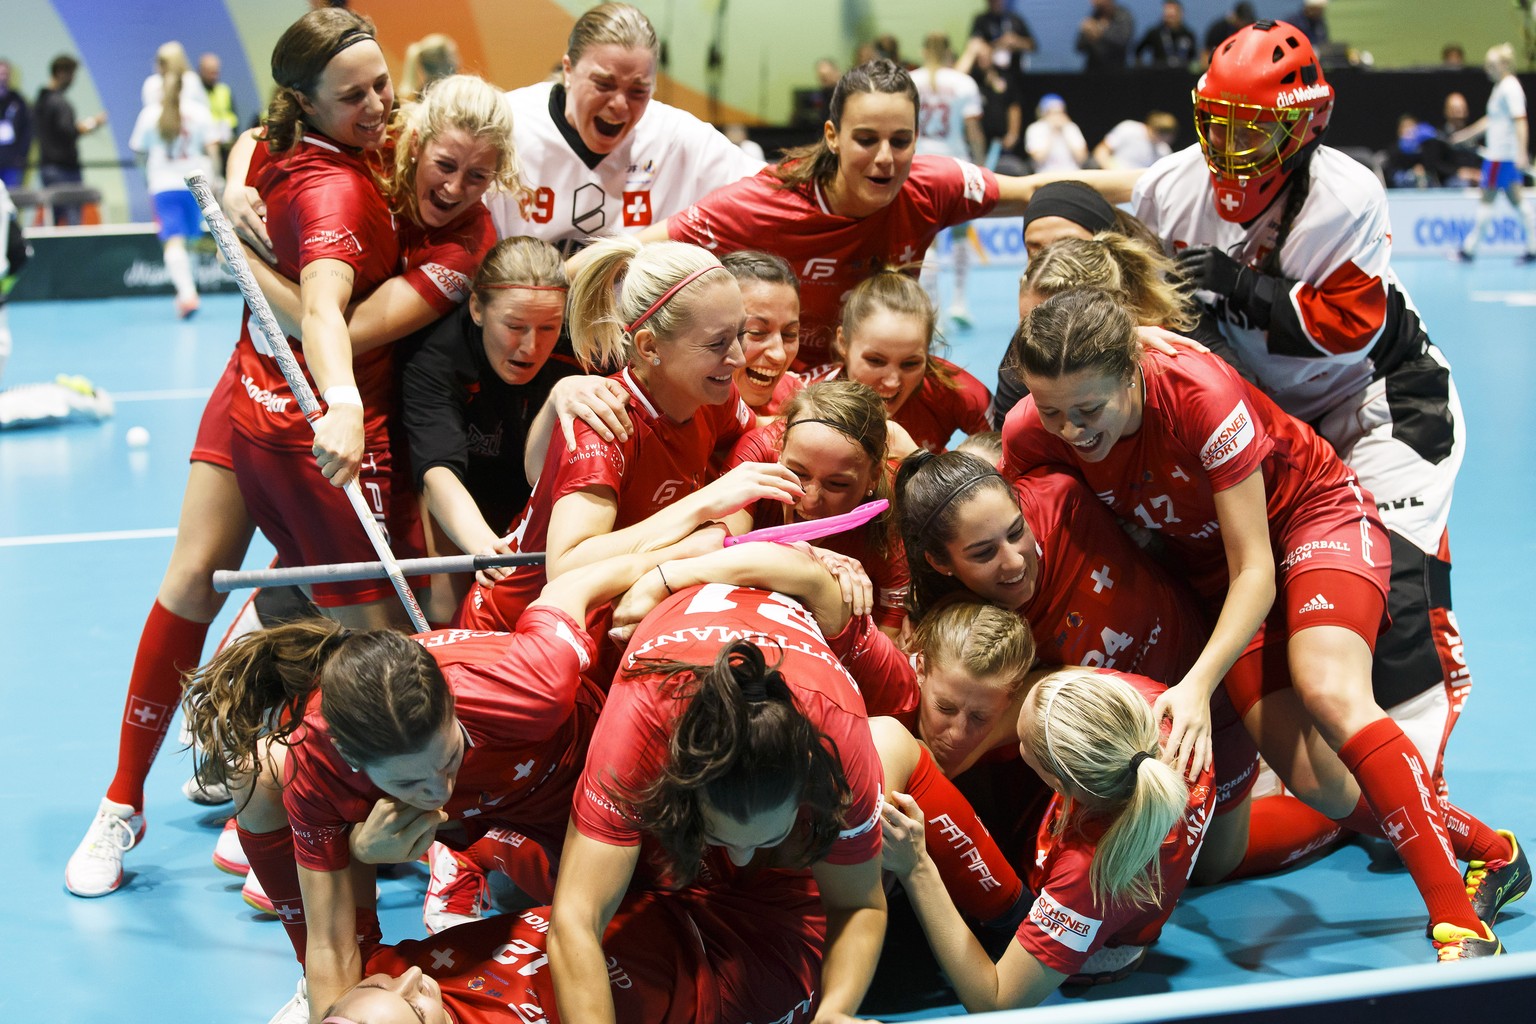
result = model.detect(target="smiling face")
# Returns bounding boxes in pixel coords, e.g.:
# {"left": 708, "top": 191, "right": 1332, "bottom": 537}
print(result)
{"left": 363, "top": 716, "right": 466, "bottom": 811}
{"left": 642, "top": 276, "right": 745, "bottom": 420}
{"left": 472, "top": 288, "right": 565, "bottom": 386}
{"left": 931, "top": 485, "right": 1039, "bottom": 609}
{"left": 839, "top": 309, "right": 928, "bottom": 415}
{"left": 413, "top": 127, "right": 500, "bottom": 228}
{"left": 734, "top": 281, "right": 801, "bottom": 408}
{"left": 917, "top": 657, "right": 1017, "bottom": 776}
{"left": 328, "top": 967, "right": 452, "bottom": 1024}
{"left": 824, "top": 91, "right": 917, "bottom": 218}
{"left": 299, "top": 40, "right": 393, "bottom": 150}
{"left": 700, "top": 794, "right": 801, "bottom": 867}
{"left": 562, "top": 43, "right": 655, "bottom": 154}
{"left": 781, "top": 421, "right": 876, "bottom": 520}
{"left": 1022, "top": 367, "right": 1142, "bottom": 463}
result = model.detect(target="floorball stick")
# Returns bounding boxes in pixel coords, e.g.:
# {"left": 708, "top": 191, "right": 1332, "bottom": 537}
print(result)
{"left": 213, "top": 551, "right": 546, "bottom": 592}
{"left": 185, "top": 171, "right": 429, "bottom": 632}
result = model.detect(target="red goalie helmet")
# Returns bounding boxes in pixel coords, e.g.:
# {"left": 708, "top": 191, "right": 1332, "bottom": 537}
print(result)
{"left": 1194, "top": 20, "right": 1333, "bottom": 222}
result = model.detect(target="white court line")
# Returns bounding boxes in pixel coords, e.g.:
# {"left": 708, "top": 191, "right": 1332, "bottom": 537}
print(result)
{"left": 1470, "top": 290, "right": 1536, "bottom": 307}
{"left": 112, "top": 388, "right": 213, "bottom": 402}
{"left": 0, "top": 527, "right": 177, "bottom": 548}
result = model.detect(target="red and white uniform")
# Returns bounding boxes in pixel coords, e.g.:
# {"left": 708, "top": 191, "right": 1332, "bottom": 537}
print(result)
{"left": 283, "top": 612, "right": 597, "bottom": 873}
{"left": 1003, "top": 350, "right": 1389, "bottom": 619}
{"left": 460, "top": 369, "right": 753, "bottom": 632}
{"left": 915, "top": 66, "right": 982, "bottom": 160}
{"left": 575, "top": 584, "right": 883, "bottom": 877}
{"left": 724, "top": 420, "right": 909, "bottom": 630}
{"left": 1482, "top": 75, "right": 1528, "bottom": 164}
{"left": 1013, "top": 470, "right": 1207, "bottom": 683}
{"left": 803, "top": 358, "right": 990, "bottom": 453}
{"left": 667, "top": 156, "right": 1000, "bottom": 368}
{"left": 486, "top": 81, "right": 761, "bottom": 253}
{"left": 1020, "top": 671, "right": 1215, "bottom": 975}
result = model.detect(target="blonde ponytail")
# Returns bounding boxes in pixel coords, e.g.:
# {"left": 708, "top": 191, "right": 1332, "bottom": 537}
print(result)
{"left": 566, "top": 238, "right": 726, "bottom": 372}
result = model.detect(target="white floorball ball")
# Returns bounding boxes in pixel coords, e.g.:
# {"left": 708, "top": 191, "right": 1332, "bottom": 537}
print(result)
{"left": 126, "top": 426, "right": 151, "bottom": 447}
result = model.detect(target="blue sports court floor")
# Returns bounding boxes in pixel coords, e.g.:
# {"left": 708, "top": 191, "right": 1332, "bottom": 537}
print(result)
{"left": 2, "top": 257, "right": 1534, "bottom": 1021}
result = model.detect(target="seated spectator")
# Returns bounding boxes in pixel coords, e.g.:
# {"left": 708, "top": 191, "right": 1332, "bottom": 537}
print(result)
{"left": 792, "top": 58, "right": 841, "bottom": 129}
{"left": 1076, "top": 0, "right": 1135, "bottom": 72}
{"left": 1442, "top": 43, "right": 1466, "bottom": 69}
{"left": 1385, "top": 114, "right": 1438, "bottom": 188}
{"left": 1202, "top": 1, "right": 1256, "bottom": 65}
{"left": 1288, "top": 0, "right": 1330, "bottom": 44}
{"left": 970, "top": 0, "right": 1036, "bottom": 74}
{"left": 1025, "top": 93, "right": 1087, "bottom": 173}
{"left": 1135, "top": 1, "right": 1198, "bottom": 68}
{"left": 1093, "top": 111, "right": 1177, "bottom": 170}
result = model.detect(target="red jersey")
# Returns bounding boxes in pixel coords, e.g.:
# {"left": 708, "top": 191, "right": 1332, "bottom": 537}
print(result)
{"left": 574, "top": 584, "right": 883, "bottom": 880}
{"left": 1015, "top": 471, "right": 1205, "bottom": 683}
{"left": 824, "top": 612, "right": 920, "bottom": 719}
{"left": 231, "top": 133, "right": 400, "bottom": 450}
{"left": 803, "top": 358, "right": 991, "bottom": 453}
{"left": 461, "top": 368, "right": 753, "bottom": 631}
{"left": 724, "top": 419, "right": 909, "bottom": 630}
{"left": 668, "top": 156, "right": 1000, "bottom": 369}
{"left": 282, "top": 610, "right": 597, "bottom": 873}
{"left": 398, "top": 204, "right": 497, "bottom": 318}
{"left": 756, "top": 370, "right": 807, "bottom": 416}
{"left": 1003, "top": 350, "right": 1364, "bottom": 599}
{"left": 1019, "top": 671, "right": 1215, "bottom": 975}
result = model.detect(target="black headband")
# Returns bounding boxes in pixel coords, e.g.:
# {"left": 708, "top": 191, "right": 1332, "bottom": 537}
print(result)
{"left": 1020, "top": 181, "right": 1118, "bottom": 234}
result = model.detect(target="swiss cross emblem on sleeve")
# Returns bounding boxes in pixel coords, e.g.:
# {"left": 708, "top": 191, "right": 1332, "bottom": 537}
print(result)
{"left": 622, "top": 190, "right": 652, "bottom": 226}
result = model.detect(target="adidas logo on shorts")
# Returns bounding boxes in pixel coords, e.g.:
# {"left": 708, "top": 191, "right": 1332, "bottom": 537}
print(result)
{"left": 1298, "top": 593, "right": 1334, "bottom": 613}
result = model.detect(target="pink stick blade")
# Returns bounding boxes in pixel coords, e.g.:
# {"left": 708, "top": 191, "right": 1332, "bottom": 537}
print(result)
{"left": 724, "top": 499, "right": 890, "bottom": 547}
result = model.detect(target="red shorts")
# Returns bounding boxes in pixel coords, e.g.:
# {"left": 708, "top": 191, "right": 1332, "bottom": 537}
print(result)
{"left": 189, "top": 355, "right": 240, "bottom": 469}
{"left": 1210, "top": 685, "right": 1259, "bottom": 812}
{"left": 1272, "top": 478, "right": 1392, "bottom": 616}
{"left": 1222, "top": 568, "right": 1389, "bottom": 717}
{"left": 230, "top": 432, "right": 426, "bottom": 607}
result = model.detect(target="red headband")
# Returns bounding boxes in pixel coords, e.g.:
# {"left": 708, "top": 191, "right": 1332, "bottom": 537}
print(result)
{"left": 625, "top": 266, "right": 717, "bottom": 335}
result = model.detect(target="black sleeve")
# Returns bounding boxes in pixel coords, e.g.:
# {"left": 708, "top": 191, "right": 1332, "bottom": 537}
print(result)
{"left": 989, "top": 359, "right": 1029, "bottom": 431}
{"left": 6, "top": 213, "right": 28, "bottom": 277}
{"left": 400, "top": 306, "right": 475, "bottom": 492}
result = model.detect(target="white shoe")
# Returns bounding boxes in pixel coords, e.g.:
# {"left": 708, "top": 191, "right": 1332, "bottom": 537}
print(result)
{"left": 242, "top": 870, "right": 276, "bottom": 916}
{"left": 212, "top": 818, "right": 249, "bottom": 875}
{"left": 423, "top": 841, "right": 489, "bottom": 934}
{"left": 264, "top": 977, "right": 308, "bottom": 1024}
{"left": 65, "top": 798, "right": 145, "bottom": 897}
{"left": 182, "top": 768, "right": 232, "bottom": 805}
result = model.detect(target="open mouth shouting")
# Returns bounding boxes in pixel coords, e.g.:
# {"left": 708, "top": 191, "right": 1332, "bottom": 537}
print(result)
{"left": 593, "top": 116, "right": 626, "bottom": 139}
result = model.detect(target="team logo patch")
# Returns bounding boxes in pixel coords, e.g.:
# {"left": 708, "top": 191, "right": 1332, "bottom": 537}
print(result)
{"left": 125, "top": 697, "right": 170, "bottom": 730}
{"left": 957, "top": 158, "right": 987, "bottom": 204}
{"left": 652, "top": 478, "right": 687, "bottom": 504}
{"left": 420, "top": 261, "right": 471, "bottom": 303}
{"left": 301, "top": 226, "right": 361, "bottom": 255}
{"left": 1215, "top": 188, "right": 1244, "bottom": 216}
{"left": 1028, "top": 889, "right": 1102, "bottom": 953}
{"left": 1199, "top": 402, "right": 1255, "bottom": 471}
{"left": 622, "top": 189, "right": 652, "bottom": 227}
{"left": 1381, "top": 806, "right": 1419, "bottom": 846}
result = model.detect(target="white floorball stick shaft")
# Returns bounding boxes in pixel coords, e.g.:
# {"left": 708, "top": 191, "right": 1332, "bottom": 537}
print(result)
{"left": 212, "top": 551, "right": 546, "bottom": 592}
{"left": 185, "top": 171, "right": 429, "bottom": 632}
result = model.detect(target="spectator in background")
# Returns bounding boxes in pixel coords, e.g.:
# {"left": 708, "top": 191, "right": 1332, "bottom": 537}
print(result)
{"left": 794, "top": 58, "right": 841, "bottom": 129}
{"left": 401, "top": 33, "right": 460, "bottom": 101}
{"left": 1385, "top": 114, "right": 1438, "bottom": 188}
{"left": 1418, "top": 93, "right": 1482, "bottom": 186}
{"left": 1203, "top": 2, "right": 1256, "bottom": 65}
{"left": 1093, "top": 110, "right": 1178, "bottom": 169}
{"left": 0, "top": 60, "right": 30, "bottom": 188}
{"left": 1076, "top": 0, "right": 1135, "bottom": 72}
{"left": 1288, "top": 0, "right": 1330, "bottom": 45}
{"left": 1025, "top": 93, "right": 1087, "bottom": 172}
{"left": 1135, "top": 1, "right": 1198, "bottom": 69}
{"left": 198, "top": 53, "right": 238, "bottom": 160}
{"left": 1444, "top": 91, "right": 1470, "bottom": 135}
{"left": 970, "top": 0, "right": 1036, "bottom": 74}
{"left": 34, "top": 55, "right": 107, "bottom": 226}
{"left": 1441, "top": 44, "right": 1466, "bottom": 69}
{"left": 723, "top": 123, "right": 765, "bottom": 162}
{"left": 960, "top": 39, "right": 1026, "bottom": 173}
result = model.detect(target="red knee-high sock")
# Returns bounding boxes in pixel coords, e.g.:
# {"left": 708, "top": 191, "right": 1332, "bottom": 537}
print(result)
{"left": 906, "top": 745, "right": 1024, "bottom": 925}
{"left": 238, "top": 824, "right": 308, "bottom": 963}
{"left": 1225, "top": 794, "right": 1346, "bottom": 881}
{"left": 106, "top": 601, "right": 211, "bottom": 809}
{"left": 1337, "top": 719, "right": 1480, "bottom": 932}
{"left": 1444, "top": 804, "right": 1513, "bottom": 863}
{"left": 463, "top": 828, "right": 555, "bottom": 904}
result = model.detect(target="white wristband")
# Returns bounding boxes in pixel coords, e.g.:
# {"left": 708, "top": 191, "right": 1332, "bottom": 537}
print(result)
{"left": 323, "top": 385, "right": 363, "bottom": 408}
